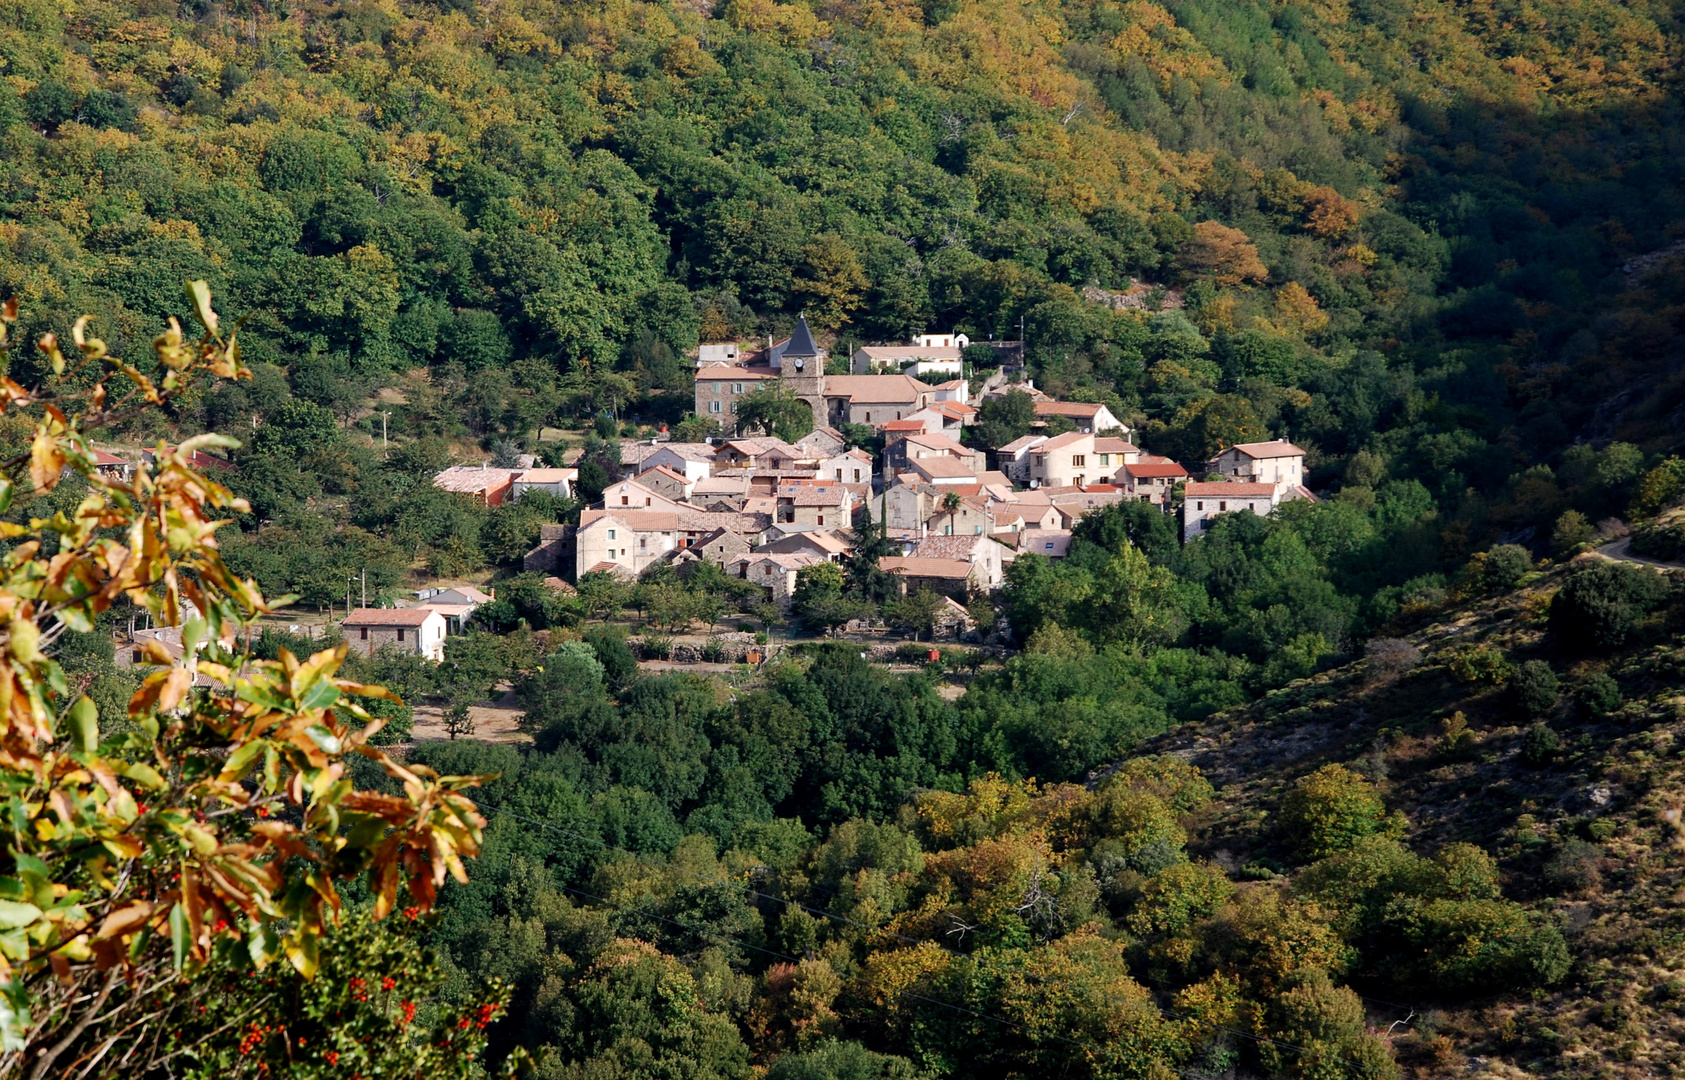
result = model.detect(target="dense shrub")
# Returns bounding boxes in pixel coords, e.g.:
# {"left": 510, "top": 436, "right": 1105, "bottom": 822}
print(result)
{"left": 1278, "top": 765, "right": 1398, "bottom": 862}
{"left": 1549, "top": 562, "right": 1672, "bottom": 650}
{"left": 1509, "top": 660, "right": 1560, "bottom": 718}
{"left": 1575, "top": 673, "right": 1623, "bottom": 718}
{"left": 1480, "top": 544, "right": 1534, "bottom": 591}
{"left": 1519, "top": 723, "right": 1561, "bottom": 768}
{"left": 766, "top": 1041, "right": 918, "bottom": 1080}
{"left": 1296, "top": 838, "right": 1571, "bottom": 996}
{"left": 1252, "top": 969, "right": 1400, "bottom": 1080}
{"left": 1445, "top": 644, "right": 1513, "bottom": 685}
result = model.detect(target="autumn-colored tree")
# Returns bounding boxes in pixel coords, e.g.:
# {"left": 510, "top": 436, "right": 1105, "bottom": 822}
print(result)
{"left": 1302, "top": 186, "right": 1361, "bottom": 238}
{"left": 1274, "top": 282, "right": 1330, "bottom": 336}
{"left": 0, "top": 288, "right": 497, "bottom": 1077}
{"left": 1176, "top": 221, "right": 1269, "bottom": 286}
{"left": 794, "top": 234, "right": 869, "bottom": 331}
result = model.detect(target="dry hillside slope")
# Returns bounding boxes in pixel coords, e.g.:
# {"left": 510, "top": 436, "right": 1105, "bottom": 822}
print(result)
{"left": 1140, "top": 554, "right": 1685, "bottom": 1077}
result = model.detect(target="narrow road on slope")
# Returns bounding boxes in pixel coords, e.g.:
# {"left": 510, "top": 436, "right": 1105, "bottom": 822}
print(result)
{"left": 1594, "top": 536, "right": 1685, "bottom": 570}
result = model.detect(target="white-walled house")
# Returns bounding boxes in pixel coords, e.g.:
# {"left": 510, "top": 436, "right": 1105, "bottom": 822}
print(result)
{"left": 641, "top": 443, "right": 717, "bottom": 482}
{"left": 1211, "top": 440, "right": 1306, "bottom": 495}
{"left": 512, "top": 467, "right": 577, "bottom": 500}
{"left": 1034, "top": 401, "right": 1128, "bottom": 435}
{"left": 818, "top": 449, "right": 873, "bottom": 484}
{"left": 600, "top": 479, "right": 686, "bottom": 514}
{"left": 1181, "top": 481, "right": 1278, "bottom": 541}
{"left": 575, "top": 509, "right": 679, "bottom": 577}
{"left": 344, "top": 608, "right": 448, "bottom": 661}
{"left": 1028, "top": 432, "right": 1096, "bottom": 488}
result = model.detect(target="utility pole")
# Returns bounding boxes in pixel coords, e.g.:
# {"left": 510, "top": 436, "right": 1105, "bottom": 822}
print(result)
{"left": 361, "top": 569, "right": 366, "bottom": 608}
{"left": 380, "top": 412, "right": 388, "bottom": 448}
{"left": 346, "top": 577, "right": 353, "bottom": 619}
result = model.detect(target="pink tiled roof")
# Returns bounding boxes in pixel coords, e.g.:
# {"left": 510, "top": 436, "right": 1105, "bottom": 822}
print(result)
{"left": 344, "top": 608, "right": 434, "bottom": 626}
{"left": 1227, "top": 440, "right": 1305, "bottom": 458}
{"left": 1184, "top": 482, "right": 1276, "bottom": 497}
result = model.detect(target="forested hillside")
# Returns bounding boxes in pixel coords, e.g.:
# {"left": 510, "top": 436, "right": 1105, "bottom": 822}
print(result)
{"left": 3, "top": 0, "right": 1685, "bottom": 1075}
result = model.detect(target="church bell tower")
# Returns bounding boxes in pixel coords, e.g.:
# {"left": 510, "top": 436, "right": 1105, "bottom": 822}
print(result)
{"left": 780, "top": 313, "right": 828, "bottom": 428}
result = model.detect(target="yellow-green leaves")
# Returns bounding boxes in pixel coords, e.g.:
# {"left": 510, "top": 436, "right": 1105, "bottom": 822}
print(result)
{"left": 0, "top": 286, "right": 486, "bottom": 1069}
{"left": 28, "top": 425, "right": 63, "bottom": 493}
{"left": 186, "top": 280, "right": 219, "bottom": 336}
{"left": 66, "top": 696, "right": 98, "bottom": 753}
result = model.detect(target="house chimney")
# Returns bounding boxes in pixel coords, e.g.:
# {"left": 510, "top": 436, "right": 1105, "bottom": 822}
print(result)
{"left": 489, "top": 587, "right": 495, "bottom": 600}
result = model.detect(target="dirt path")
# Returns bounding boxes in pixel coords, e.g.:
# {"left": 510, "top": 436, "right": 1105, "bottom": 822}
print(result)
{"left": 410, "top": 689, "right": 529, "bottom": 743}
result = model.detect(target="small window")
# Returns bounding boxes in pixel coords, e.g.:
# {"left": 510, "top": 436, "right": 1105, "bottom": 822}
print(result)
{"left": 852, "top": 469, "right": 861, "bottom": 482}
{"left": 645, "top": 497, "right": 652, "bottom": 506}
{"left": 621, "top": 495, "right": 629, "bottom": 505}
{"left": 835, "top": 469, "right": 843, "bottom": 480}
{"left": 360, "top": 627, "right": 368, "bottom": 640}
{"left": 1219, "top": 501, "right": 1227, "bottom": 511}
{"left": 733, "top": 382, "right": 744, "bottom": 394}
{"left": 133, "top": 649, "right": 143, "bottom": 663}
{"left": 1044, "top": 542, "right": 1054, "bottom": 550}
{"left": 608, "top": 529, "right": 616, "bottom": 539}
{"left": 817, "top": 515, "right": 825, "bottom": 525}
{"left": 1071, "top": 455, "right": 1086, "bottom": 467}
{"left": 1098, "top": 454, "right": 1108, "bottom": 466}
{"left": 397, "top": 628, "right": 406, "bottom": 642}
{"left": 709, "top": 400, "right": 722, "bottom": 413}
{"left": 1197, "top": 501, "right": 1204, "bottom": 510}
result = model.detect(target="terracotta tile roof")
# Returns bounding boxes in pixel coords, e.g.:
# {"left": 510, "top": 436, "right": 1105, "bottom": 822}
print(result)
{"left": 635, "top": 465, "right": 691, "bottom": 484}
{"left": 1093, "top": 438, "right": 1138, "bottom": 454}
{"left": 904, "top": 432, "right": 971, "bottom": 455}
{"left": 1226, "top": 440, "right": 1306, "bottom": 458}
{"left": 793, "top": 487, "right": 849, "bottom": 506}
{"left": 879, "top": 556, "right": 974, "bottom": 580}
{"left": 650, "top": 442, "right": 719, "bottom": 462}
{"left": 1034, "top": 400, "right": 1105, "bottom": 417}
{"left": 880, "top": 419, "right": 925, "bottom": 432}
{"left": 433, "top": 465, "right": 518, "bottom": 493}
{"left": 1021, "top": 529, "right": 1073, "bottom": 557}
{"left": 694, "top": 366, "right": 778, "bottom": 381}
{"left": 516, "top": 467, "right": 577, "bottom": 482}
{"left": 1184, "top": 481, "right": 1277, "bottom": 497}
{"left": 1122, "top": 462, "right": 1189, "bottom": 478}
{"left": 997, "top": 435, "right": 1047, "bottom": 454}
{"left": 910, "top": 534, "right": 991, "bottom": 560}
{"left": 344, "top": 607, "right": 436, "bottom": 626}
{"left": 580, "top": 508, "right": 682, "bottom": 530}
{"left": 911, "top": 457, "right": 978, "bottom": 480}
{"left": 1030, "top": 431, "right": 1090, "bottom": 452}
{"left": 855, "top": 345, "right": 963, "bottom": 361}
{"left": 822, "top": 374, "right": 927, "bottom": 404}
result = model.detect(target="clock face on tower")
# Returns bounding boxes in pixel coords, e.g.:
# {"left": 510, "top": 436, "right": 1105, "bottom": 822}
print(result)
{"left": 794, "top": 357, "right": 805, "bottom": 371}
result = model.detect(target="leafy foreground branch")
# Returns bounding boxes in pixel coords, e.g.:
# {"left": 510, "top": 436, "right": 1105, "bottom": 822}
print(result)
{"left": 0, "top": 287, "right": 507, "bottom": 1078}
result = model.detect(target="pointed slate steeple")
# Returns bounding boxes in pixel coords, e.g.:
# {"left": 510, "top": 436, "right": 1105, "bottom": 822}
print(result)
{"left": 785, "top": 313, "right": 819, "bottom": 357}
